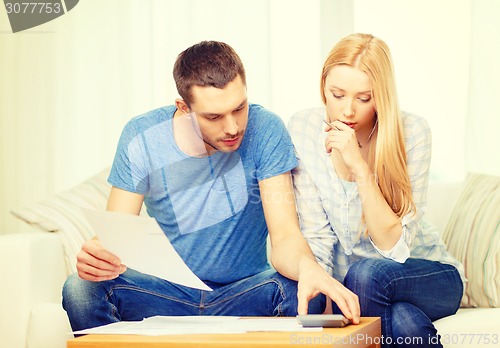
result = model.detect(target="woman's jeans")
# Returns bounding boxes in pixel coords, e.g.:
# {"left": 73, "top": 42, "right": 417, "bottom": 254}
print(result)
{"left": 62, "top": 268, "right": 325, "bottom": 331}
{"left": 341, "top": 258, "right": 463, "bottom": 348}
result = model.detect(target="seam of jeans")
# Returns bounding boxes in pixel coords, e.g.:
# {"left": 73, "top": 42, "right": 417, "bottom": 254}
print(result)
{"left": 386, "top": 267, "right": 459, "bottom": 289}
{"left": 199, "top": 290, "right": 206, "bottom": 315}
{"left": 105, "top": 285, "right": 199, "bottom": 308}
{"left": 203, "top": 279, "right": 285, "bottom": 310}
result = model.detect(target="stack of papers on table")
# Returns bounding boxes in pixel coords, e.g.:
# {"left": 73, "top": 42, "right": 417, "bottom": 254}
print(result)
{"left": 73, "top": 316, "right": 322, "bottom": 336}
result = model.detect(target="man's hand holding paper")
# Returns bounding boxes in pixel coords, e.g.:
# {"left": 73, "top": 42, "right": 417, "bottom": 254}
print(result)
{"left": 77, "top": 238, "right": 127, "bottom": 282}
{"left": 81, "top": 209, "right": 212, "bottom": 291}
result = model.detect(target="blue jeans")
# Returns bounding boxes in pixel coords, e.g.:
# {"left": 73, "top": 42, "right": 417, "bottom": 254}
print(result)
{"left": 62, "top": 268, "right": 325, "bottom": 331}
{"left": 339, "top": 258, "right": 463, "bottom": 348}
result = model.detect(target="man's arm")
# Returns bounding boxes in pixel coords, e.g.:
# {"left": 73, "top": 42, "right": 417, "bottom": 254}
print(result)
{"left": 76, "top": 187, "right": 144, "bottom": 281}
{"left": 106, "top": 186, "right": 144, "bottom": 214}
{"left": 259, "top": 173, "right": 360, "bottom": 322}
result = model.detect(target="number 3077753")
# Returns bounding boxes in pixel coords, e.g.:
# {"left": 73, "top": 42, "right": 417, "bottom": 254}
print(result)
{"left": 5, "top": 2, "right": 62, "bottom": 14}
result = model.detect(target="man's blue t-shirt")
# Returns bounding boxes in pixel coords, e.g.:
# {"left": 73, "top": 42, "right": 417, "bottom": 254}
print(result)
{"left": 108, "top": 104, "right": 297, "bottom": 284}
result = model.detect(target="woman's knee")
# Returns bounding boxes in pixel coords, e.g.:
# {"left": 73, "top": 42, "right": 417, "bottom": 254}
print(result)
{"left": 391, "top": 302, "right": 438, "bottom": 346}
{"left": 344, "top": 258, "right": 392, "bottom": 292}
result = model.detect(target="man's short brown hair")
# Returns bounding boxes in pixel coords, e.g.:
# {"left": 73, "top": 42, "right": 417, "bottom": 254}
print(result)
{"left": 173, "top": 41, "right": 246, "bottom": 106}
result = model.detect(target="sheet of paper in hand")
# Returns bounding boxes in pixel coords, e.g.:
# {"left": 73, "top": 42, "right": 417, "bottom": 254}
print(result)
{"left": 82, "top": 209, "right": 212, "bottom": 291}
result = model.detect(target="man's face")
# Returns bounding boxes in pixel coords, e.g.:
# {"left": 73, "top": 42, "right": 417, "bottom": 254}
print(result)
{"left": 188, "top": 75, "right": 248, "bottom": 154}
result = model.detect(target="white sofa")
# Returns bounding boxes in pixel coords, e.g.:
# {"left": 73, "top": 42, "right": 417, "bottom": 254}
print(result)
{"left": 1, "top": 169, "right": 499, "bottom": 348}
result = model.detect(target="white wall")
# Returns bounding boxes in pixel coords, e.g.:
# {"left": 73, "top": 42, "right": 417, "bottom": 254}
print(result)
{"left": 1, "top": 0, "right": 499, "bottom": 234}
{"left": 0, "top": 0, "right": 327, "bottom": 234}
{"left": 353, "top": 0, "right": 471, "bottom": 180}
{"left": 465, "top": 0, "right": 500, "bottom": 176}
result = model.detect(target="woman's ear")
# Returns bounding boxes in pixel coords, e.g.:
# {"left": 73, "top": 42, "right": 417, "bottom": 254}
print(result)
{"left": 175, "top": 98, "right": 190, "bottom": 114}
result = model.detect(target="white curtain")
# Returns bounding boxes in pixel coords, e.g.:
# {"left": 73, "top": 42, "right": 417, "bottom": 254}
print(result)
{"left": 0, "top": 0, "right": 344, "bottom": 234}
{"left": 1, "top": 1, "right": 162, "bottom": 233}
{"left": 352, "top": 0, "right": 500, "bottom": 180}
{"left": 2, "top": 0, "right": 498, "bottom": 235}
{"left": 353, "top": 0, "right": 473, "bottom": 181}
{"left": 466, "top": 0, "right": 500, "bottom": 176}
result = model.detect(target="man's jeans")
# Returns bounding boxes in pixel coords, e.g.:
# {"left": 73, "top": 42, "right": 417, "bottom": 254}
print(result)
{"left": 62, "top": 268, "right": 325, "bottom": 331}
{"left": 342, "top": 258, "right": 463, "bottom": 348}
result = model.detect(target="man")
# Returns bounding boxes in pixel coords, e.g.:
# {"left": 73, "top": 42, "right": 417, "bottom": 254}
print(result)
{"left": 62, "top": 41, "right": 359, "bottom": 331}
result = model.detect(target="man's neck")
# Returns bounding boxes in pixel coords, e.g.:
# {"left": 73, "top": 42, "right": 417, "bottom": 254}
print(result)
{"left": 172, "top": 109, "right": 211, "bottom": 157}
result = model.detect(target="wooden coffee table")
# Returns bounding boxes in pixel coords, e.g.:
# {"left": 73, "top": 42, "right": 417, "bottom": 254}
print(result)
{"left": 67, "top": 317, "right": 380, "bottom": 348}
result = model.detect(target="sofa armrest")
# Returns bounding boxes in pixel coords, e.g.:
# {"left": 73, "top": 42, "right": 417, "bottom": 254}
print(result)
{"left": 0, "top": 232, "right": 67, "bottom": 348}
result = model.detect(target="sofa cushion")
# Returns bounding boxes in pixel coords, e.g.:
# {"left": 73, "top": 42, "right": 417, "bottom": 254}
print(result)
{"left": 433, "top": 308, "right": 500, "bottom": 348}
{"left": 11, "top": 168, "right": 111, "bottom": 275}
{"left": 442, "top": 173, "right": 500, "bottom": 308}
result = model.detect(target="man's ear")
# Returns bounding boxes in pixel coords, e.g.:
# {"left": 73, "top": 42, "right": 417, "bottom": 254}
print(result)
{"left": 175, "top": 99, "right": 190, "bottom": 114}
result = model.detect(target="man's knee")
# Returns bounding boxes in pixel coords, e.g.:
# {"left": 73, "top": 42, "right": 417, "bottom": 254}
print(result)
{"left": 62, "top": 273, "right": 102, "bottom": 311}
{"left": 62, "top": 273, "right": 83, "bottom": 305}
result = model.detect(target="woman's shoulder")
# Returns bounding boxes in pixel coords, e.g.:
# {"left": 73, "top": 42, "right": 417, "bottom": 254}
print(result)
{"left": 289, "top": 107, "right": 325, "bottom": 123}
{"left": 288, "top": 107, "right": 325, "bottom": 135}
{"left": 401, "top": 111, "right": 431, "bottom": 133}
{"left": 401, "top": 111, "right": 432, "bottom": 150}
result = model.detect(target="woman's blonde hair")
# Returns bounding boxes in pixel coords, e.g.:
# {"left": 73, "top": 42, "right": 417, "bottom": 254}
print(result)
{"left": 321, "top": 33, "right": 415, "bottom": 219}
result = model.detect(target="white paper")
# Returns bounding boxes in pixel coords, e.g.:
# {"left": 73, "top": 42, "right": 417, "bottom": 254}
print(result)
{"left": 73, "top": 316, "right": 322, "bottom": 336}
{"left": 81, "top": 209, "right": 212, "bottom": 291}
{"left": 73, "top": 316, "right": 242, "bottom": 336}
{"left": 231, "top": 318, "right": 316, "bottom": 332}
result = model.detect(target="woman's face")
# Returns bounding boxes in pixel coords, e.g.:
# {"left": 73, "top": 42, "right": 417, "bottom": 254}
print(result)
{"left": 323, "top": 65, "right": 377, "bottom": 136}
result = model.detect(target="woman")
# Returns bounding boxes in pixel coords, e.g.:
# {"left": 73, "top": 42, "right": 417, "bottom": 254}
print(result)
{"left": 288, "top": 33, "right": 465, "bottom": 347}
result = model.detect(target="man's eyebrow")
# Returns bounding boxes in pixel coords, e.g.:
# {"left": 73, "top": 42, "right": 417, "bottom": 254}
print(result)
{"left": 199, "top": 99, "right": 247, "bottom": 117}
{"left": 199, "top": 111, "right": 222, "bottom": 117}
{"left": 234, "top": 99, "right": 248, "bottom": 110}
